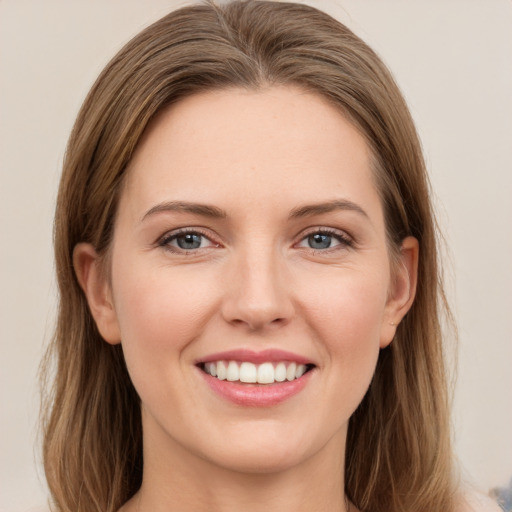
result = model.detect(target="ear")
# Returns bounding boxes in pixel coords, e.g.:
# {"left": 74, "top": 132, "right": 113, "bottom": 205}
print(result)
{"left": 380, "top": 236, "right": 419, "bottom": 348}
{"left": 73, "top": 243, "right": 121, "bottom": 345}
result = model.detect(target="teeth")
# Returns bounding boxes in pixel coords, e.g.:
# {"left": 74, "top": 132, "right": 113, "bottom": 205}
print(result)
{"left": 216, "top": 361, "right": 227, "bottom": 380}
{"left": 239, "top": 362, "right": 257, "bottom": 383}
{"left": 257, "top": 362, "right": 274, "bottom": 384}
{"left": 295, "top": 364, "right": 306, "bottom": 378}
{"left": 203, "top": 360, "right": 310, "bottom": 384}
{"left": 286, "top": 362, "right": 297, "bottom": 381}
{"left": 226, "top": 361, "right": 239, "bottom": 381}
{"left": 205, "top": 362, "right": 216, "bottom": 377}
{"left": 275, "top": 362, "right": 287, "bottom": 382}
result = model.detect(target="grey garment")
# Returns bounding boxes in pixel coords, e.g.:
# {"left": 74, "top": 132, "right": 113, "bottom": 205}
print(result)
{"left": 490, "top": 478, "right": 512, "bottom": 512}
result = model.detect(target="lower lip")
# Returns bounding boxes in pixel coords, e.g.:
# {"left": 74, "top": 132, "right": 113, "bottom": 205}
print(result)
{"left": 198, "top": 368, "right": 313, "bottom": 407}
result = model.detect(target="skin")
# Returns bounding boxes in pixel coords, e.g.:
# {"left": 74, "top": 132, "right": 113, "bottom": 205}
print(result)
{"left": 75, "top": 86, "right": 419, "bottom": 512}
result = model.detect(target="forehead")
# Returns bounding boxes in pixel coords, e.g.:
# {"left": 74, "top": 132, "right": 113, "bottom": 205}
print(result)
{"left": 121, "top": 86, "right": 383, "bottom": 224}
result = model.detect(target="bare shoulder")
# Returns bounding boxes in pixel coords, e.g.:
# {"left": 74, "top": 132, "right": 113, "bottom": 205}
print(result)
{"left": 456, "top": 490, "right": 503, "bottom": 512}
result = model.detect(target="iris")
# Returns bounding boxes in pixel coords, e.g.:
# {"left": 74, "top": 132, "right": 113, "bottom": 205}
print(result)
{"left": 308, "top": 233, "right": 333, "bottom": 249}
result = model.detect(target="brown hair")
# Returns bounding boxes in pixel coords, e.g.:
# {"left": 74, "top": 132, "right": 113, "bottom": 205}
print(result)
{"left": 42, "top": 1, "right": 456, "bottom": 511}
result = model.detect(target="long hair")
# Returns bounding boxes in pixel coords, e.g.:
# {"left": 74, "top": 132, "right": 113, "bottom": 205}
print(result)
{"left": 41, "top": 2, "right": 456, "bottom": 511}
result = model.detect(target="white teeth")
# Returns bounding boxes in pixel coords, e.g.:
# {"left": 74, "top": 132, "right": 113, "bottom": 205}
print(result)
{"left": 257, "top": 362, "right": 275, "bottom": 384}
{"left": 295, "top": 364, "right": 306, "bottom": 378}
{"left": 216, "top": 361, "right": 227, "bottom": 380}
{"left": 226, "top": 361, "right": 239, "bottom": 381}
{"left": 286, "top": 362, "right": 297, "bottom": 381}
{"left": 275, "top": 362, "right": 287, "bottom": 382}
{"left": 205, "top": 362, "right": 216, "bottom": 377}
{"left": 203, "top": 360, "right": 311, "bottom": 384}
{"left": 239, "top": 362, "right": 257, "bottom": 383}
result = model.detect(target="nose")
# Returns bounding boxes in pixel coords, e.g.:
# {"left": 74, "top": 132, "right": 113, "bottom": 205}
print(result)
{"left": 221, "top": 246, "right": 295, "bottom": 332}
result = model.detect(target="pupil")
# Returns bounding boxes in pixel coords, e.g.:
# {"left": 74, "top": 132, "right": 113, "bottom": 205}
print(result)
{"left": 309, "top": 233, "right": 331, "bottom": 249}
{"left": 177, "top": 233, "right": 202, "bottom": 249}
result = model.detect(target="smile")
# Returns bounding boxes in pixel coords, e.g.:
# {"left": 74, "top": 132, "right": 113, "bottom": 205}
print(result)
{"left": 197, "top": 349, "right": 316, "bottom": 406}
{"left": 202, "top": 360, "right": 311, "bottom": 384}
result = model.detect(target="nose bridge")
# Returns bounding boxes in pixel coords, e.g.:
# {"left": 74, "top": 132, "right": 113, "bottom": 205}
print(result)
{"left": 222, "top": 239, "right": 293, "bottom": 330}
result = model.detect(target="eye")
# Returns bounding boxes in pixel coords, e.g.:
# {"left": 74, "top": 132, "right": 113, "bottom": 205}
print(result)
{"left": 158, "top": 229, "right": 218, "bottom": 252}
{"left": 296, "top": 229, "right": 353, "bottom": 251}
{"left": 305, "top": 233, "right": 337, "bottom": 250}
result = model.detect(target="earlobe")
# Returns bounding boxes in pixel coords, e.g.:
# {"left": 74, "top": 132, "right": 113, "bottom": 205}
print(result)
{"left": 380, "top": 236, "right": 419, "bottom": 348}
{"left": 73, "top": 243, "right": 121, "bottom": 345}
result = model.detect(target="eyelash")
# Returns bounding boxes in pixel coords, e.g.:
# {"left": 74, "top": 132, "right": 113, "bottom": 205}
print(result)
{"left": 157, "top": 228, "right": 219, "bottom": 254}
{"left": 157, "top": 227, "right": 354, "bottom": 254}
{"left": 296, "top": 228, "right": 354, "bottom": 253}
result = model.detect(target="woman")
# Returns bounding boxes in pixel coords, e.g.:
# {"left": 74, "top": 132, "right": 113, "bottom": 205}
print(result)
{"left": 40, "top": 1, "right": 498, "bottom": 511}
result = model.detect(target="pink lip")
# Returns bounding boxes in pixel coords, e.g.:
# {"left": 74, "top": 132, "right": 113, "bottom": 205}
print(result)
{"left": 198, "top": 367, "right": 314, "bottom": 407}
{"left": 197, "top": 349, "right": 313, "bottom": 366}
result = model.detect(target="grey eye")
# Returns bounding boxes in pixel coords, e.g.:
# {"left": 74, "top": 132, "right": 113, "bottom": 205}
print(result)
{"left": 175, "top": 233, "right": 204, "bottom": 250}
{"left": 307, "top": 233, "right": 333, "bottom": 249}
{"left": 160, "top": 229, "right": 218, "bottom": 253}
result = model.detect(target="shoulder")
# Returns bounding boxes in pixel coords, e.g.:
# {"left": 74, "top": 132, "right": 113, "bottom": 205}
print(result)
{"left": 456, "top": 491, "right": 503, "bottom": 512}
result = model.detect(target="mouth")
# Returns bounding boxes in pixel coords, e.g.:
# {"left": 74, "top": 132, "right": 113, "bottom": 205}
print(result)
{"left": 195, "top": 350, "right": 316, "bottom": 406}
{"left": 199, "top": 360, "right": 315, "bottom": 385}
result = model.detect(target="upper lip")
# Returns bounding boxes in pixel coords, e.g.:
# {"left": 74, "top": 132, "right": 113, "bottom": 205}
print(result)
{"left": 196, "top": 349, "right": 314, "bottom": 366}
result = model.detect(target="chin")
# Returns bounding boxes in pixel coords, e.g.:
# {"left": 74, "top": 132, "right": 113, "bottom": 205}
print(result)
{"left": 193, "top": 419, "right": 341, "bottom": 476}
{"left": 207, "top": 443, "right": 312, "bottom": 475}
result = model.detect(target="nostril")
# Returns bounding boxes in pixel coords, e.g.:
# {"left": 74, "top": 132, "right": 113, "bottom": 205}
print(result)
{"left": 228, "top": 315, "right": 290, "bottom": 331}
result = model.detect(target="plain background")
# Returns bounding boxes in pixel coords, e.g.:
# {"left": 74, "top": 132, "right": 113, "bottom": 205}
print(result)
{"left": 1, "top": 1, "right": 511, "bottom": 510}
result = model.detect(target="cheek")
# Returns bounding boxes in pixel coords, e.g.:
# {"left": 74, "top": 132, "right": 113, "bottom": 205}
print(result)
{"left": 111, "top": 263, "right": 219, "bottom": 379}
{"left": 300, "top": 264, "right": 389, "bottom": 340}
{"left": 298, "top": 267, "right": 388, "bottom": 389}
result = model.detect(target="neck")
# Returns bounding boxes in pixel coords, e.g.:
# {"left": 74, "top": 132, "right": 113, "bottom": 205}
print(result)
{"left": 121, "top": 420, "right": 352, "bottom": 512}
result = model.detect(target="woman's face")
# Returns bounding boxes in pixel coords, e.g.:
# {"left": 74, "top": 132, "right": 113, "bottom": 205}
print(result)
{"left": 77, "top": 86, "right": 417, "bottom": 475}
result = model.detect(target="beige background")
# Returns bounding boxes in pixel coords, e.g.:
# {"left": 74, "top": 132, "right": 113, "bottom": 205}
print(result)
{"left": 1, "top": 1, "right": 511, "bottom": 510}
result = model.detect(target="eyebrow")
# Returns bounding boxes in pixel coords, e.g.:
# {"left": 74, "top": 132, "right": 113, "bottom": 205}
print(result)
{"left": 141, "top": 201, "right": 227, "bottom": 222}
{"left": 141, "top": 198, "right": 368, "bottom": 223}
{"left": 289, "top": 199, "right": 369, "bottom": 220}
